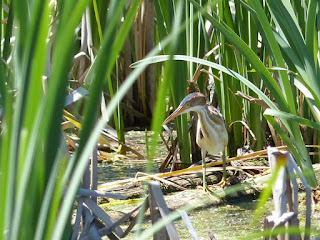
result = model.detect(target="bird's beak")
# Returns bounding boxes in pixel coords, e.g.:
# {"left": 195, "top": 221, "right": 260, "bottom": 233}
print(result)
{"left": 163, "top": 106, "right": 186, "bottom": 124}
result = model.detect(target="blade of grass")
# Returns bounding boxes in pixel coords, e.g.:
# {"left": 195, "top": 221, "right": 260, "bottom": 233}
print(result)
{"left": 52, "top": 2, "right": 183, "bottom": 238}
{"left": 188, "top": 0, "right": 289, "bottom": 112}
{"left": 132, "top": 55, "right": 277, "bottom": 109}
{"left": 305, "top": 0, "right": 317, "bottom": 63}
{"left": 263, "top": 113, "right": 314, "bottom": 185}
{"left": 267, "top": 0, "right": 320, "bottom": 98}
{"left": 247, "top": 0, "right": 295, "bottom": 113}
{"left": 264, "top": 108, "right": 320, "bottom": 131}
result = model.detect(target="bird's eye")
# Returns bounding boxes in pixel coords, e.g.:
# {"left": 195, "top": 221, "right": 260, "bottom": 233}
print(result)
{"left": 185, "top": 103, "right": 191, "bottom": 108}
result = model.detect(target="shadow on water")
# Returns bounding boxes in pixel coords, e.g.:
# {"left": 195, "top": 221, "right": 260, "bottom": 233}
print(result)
{"left": 97, "top": 160, "right": 161, "bottom": 184}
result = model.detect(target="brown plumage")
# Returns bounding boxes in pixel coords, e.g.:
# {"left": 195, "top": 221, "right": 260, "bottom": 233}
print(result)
{"left": 163, "top": 92, "right": 228, "bottom": 190}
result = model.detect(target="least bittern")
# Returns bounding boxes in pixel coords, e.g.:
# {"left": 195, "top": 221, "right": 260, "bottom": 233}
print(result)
{"left": 163, "top": 92, "right": 228, "bottom": 190}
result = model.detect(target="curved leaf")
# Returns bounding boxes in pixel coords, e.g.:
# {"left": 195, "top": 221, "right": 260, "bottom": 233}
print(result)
{"left": 264, "top": 109, "right": 320, "bottom": 130}
{"left": 132, "top": 54, "right": 277, "bottom": 109}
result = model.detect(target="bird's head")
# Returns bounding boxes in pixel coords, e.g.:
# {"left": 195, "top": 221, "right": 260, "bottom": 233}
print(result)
{"left": 163, "top": 92, "right": 206, "bottom": 124}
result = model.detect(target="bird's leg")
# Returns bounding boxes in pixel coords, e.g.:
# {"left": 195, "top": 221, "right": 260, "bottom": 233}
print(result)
{"left": 202, "top": 149, "right": 208, "bottom": 191}
{"left": 222, "top": 148, "right": 227, "bottom": 182}
{"left": 215, "top": 148, "right": 228, "bottom": 188}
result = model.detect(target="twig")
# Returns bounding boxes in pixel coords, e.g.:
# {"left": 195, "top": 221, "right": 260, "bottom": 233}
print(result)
{"left": 135, "top": 172, "right": 187, "bottom": 191}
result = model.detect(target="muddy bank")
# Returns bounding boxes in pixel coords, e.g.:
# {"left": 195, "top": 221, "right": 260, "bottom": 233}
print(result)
{"left": 98, "top": 164, "right": 320, "bottom": 211}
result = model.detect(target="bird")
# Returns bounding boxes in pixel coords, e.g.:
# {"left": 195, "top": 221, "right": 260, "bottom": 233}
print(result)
{"left": 163, "top": 92, "right": 228, "bottom": 191}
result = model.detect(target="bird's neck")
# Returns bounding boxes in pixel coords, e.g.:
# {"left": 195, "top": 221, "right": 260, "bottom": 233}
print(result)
{"left": 194, "top": 105, "right": 209, "bottom": 118}
{"left": 195, "top": 105, "right": 225, "bottom": 127}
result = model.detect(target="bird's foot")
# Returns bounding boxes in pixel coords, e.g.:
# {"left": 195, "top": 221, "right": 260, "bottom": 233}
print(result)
{"left": 196, "top": 185, "right": 221, "bottom": 201}
{"left": 210, "top": 177, "right": 231, "bottom": 189}
{"left": 215, "top": 179, "right": 227, "bottom": 188}
{"left": 196, "top": 184, "right": 212, "bottom": 193}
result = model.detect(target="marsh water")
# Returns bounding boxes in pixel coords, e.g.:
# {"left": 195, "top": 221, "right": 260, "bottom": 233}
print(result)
{"left": 102, "top": 197, "right": 272, "bottom": 239}
{"left": 98, "top": 160, "right": 320, "bottom": 239}
{"left": 97, "top": 131, "right": 320, "bottom": 239}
